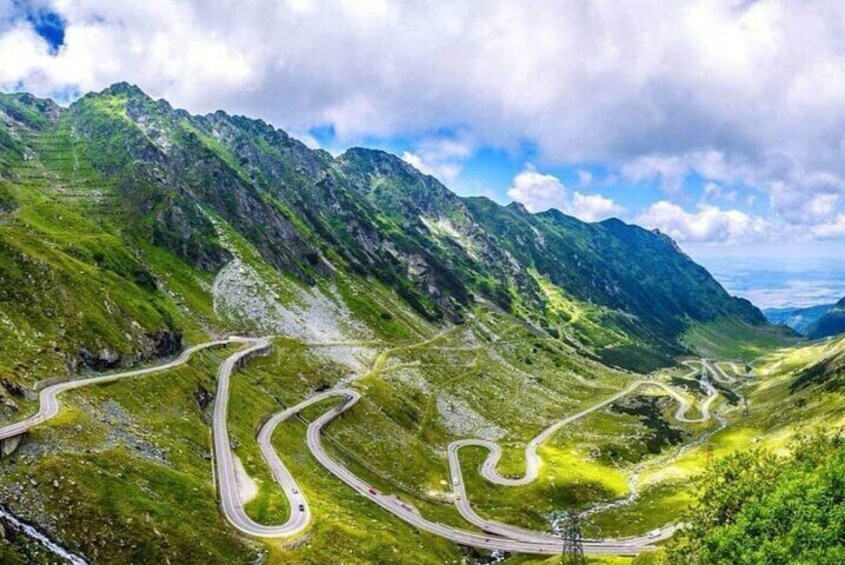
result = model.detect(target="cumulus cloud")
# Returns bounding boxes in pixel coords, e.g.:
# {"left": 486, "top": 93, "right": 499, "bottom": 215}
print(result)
{"left": 702, "top": 182, "right": 737, "bottom": 203}
{"left": 769, "top": 185, "right": 840, "bottom": 224}
{"left": 2, "top": 1, "right": 845, "bottom": 239}
{"left": 637, "top": 201, "right": 768, "bottom": 244}
{"left": 812, "top": 214, "right": 845, "bottom": 239}
{"left": 570, "top": 192, "right": 624, "bottom": 223}
{"left": 507, "top": 167, "right": 569, "bottom": 212}
{"left": 507, "top": 166, "right": 622, "bottom": 222}
{"left": 401, "top": 135, "right": 472, "bottom": 182}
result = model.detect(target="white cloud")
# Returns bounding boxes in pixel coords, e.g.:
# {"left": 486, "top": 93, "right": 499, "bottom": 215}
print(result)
{"left": 507, "top": 167, "right": 569, "bottom": 213}
{"left": 576, "top": 169, "right": 593, "bottom": 185}
{"left": 0, "top": 2, "right": 257, "bottom": 104}
{"left": 570, "top": 192, "right": 624, "bottom": 222}
{"left": 620, "top": 151, "right": 745, "bottom": 194}
{"left": 621, "top": 155, "right": 692, "bottom": 193}
{"left": 769, "top": 184, "right": 840, "bottom": 224}
{"left": 401, "top": 150, "right": 461, "bottom": 180}
{"left": 3, "top": 0, "right": 845, "bottom": 240}
{"left": 703, "top": 182, "right": 737, "bottom": 203}
{"left": 812, "top": 214, "right": 845, "bottom": 239}
{"left": 400, "top": 135, "right": 471, "bottom": 182}
{"left": 286, "top": 0, "right": 315, "bottom": 15}
{"left": 293, "top": 131, "right": 321, "bottom": 150}
{"left": 507, "top": 166, "right": 622, "bottom": 222}
{"left": 637, "top": 201, "right": 768, "bottom": 243}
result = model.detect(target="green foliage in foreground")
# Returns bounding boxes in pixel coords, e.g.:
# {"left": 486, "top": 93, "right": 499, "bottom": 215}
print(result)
{"left": 665, "top": 433, "right": 845, "bottom": 565}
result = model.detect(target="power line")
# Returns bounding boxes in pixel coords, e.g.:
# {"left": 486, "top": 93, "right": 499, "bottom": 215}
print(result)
{"left": 559, "top": 511, "right": 585, "bottom": 565}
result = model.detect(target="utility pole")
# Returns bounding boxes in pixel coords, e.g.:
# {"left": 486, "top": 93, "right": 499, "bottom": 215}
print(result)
{"left": 559, "top": 511, "right": 585, "bottom": 565}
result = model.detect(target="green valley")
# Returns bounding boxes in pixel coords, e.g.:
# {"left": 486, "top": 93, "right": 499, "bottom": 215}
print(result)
{"left": 0, "top": 84, "right": 839, "bottom": 565}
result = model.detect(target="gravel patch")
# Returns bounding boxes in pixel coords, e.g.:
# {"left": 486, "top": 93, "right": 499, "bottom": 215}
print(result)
{"left": 436, "top": 392, "right": 504, "bottom": 441}
{"left": 212, "top": 257, "right": 376, "bottom": 374}
{"left": 233, "top": 455, "right": 258, "bottom": 504}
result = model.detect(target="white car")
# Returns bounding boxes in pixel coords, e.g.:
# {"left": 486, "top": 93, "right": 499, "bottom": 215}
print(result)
{"left": 648, "top": 529, "right": 662, "bottom": 539}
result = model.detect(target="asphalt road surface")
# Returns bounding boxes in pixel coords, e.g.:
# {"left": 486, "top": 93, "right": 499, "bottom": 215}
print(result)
{"left": 0, "top": 337, "right": 247, "bottom": 442}
{"left": 0, "top": 335, "right": 738, "bottom": 556}
{"left": 254, "top": 358, "right": 728, "bottom": 554}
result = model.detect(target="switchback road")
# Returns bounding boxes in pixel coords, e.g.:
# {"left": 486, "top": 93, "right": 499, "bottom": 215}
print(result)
{"left": 0, "top": 337, "right": 737, "bottom": 557}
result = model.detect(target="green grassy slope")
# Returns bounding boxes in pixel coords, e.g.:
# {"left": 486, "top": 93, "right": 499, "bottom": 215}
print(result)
{"left": 592, "top": 335, "right": 845, "bottom": 550}
{"left": 0, "top": 83, "right": 824, "bottom": 564}
{"left": 681, "top": 316, "right": 798, "bottom": 360}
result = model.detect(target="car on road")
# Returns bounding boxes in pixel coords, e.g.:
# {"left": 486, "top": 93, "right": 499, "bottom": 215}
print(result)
{"left": 368, "top": 488, "right": 377, "bottom": 495}
{"left": 298, "top": 504, "right": 305, "bottom": 512}
{"left": 648, "top": 529, "right": 662, "bottom": 539}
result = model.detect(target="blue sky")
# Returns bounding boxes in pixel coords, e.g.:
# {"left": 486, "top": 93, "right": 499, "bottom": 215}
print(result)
{"left": 312, "top": 124, "right": 775, "bottom": 242}
{"left": 23, "top": 3, "right": 63, "bottom": 53}
{"left": 325, "top": 128, "right": 730, "bottom": 212}
{"left": 1, "top": 0, "right": 844, "bottom": 306}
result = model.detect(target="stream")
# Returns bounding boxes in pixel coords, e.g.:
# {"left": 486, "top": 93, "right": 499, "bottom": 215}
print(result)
{"left": 0, "top": 505, "right": 88, "bottom": 564}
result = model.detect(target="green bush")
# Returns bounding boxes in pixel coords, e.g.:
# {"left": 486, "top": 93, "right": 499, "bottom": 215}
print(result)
{"left": 666, "top": 433, "right": 845, "bottom": 564}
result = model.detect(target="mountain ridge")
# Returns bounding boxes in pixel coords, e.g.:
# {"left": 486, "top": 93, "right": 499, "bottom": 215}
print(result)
{"left": 805, "top": 296, "right": 845, "bottom": 339}
{"left": 0, "top": 82, "right": 775, "bottom": 372}
{"left": 0, "top": 82, "right": 817, "bottom": 565}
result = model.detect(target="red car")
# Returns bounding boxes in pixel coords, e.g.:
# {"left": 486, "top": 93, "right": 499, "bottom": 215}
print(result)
{"left": 367, "top": 488, "right": 377, "bottom": 495}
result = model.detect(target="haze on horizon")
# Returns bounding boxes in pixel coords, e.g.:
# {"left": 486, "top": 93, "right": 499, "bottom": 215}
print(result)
{"left": 2, "top": 0, "right": 843, "bottom": 306}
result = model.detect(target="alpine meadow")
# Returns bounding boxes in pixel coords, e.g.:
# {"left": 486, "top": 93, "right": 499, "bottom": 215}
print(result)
{"left": 0, "top": 2, "right": 844, "bottom": 564}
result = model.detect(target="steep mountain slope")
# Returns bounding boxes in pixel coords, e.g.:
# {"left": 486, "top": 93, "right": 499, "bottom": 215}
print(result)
{"left": 805, "top": 297, "right": 845, "bottom": 339}
{"left": 0, "top": 83, "right": 814, "bottom": 565}
{"left": 790, "top": 333, "right": 845, "bottom": 392}
{"left": 0, "top": 83, "right": 776, "bottom": 374}
{"left": 463, "top": 197, "right": 768, "bottom": 367}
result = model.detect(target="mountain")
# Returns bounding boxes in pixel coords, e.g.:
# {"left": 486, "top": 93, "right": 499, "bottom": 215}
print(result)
{"left": 0, "top": 83, "right": 772, "bottom": 375}
{"left": 764, "top": 302, "right": 836, "bottom": 334}
{"left": 765, "top": 298, "right": 845, "bottom": 339}
{"left": 0, "top": 83, "right": 803, "bottom": 564}
{"left": 805, "top": 297, "right": 845, "bottom": 339}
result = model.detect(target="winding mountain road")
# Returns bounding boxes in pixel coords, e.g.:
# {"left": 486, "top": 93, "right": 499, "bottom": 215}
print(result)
{"left": 299, "top": 389, "right": 648, "bottom": 555}
{"left": 210, "top": 335, "right": 313, "bottom": 538}
{"left": 0, "top": 336, "right": 737, "bottom": 557}
{"left": 244, "top": 357, "right": 726, "bottom": 554}
{"left": 444, "top": 360, "right": 717, "bottom": 546}
{"left": 0, "top": 337, "right": 248, "bottom": 442}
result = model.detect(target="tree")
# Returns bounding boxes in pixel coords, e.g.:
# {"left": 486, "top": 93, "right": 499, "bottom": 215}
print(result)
{"left": 665, "top": 433, "right": 845, "bottom": 565}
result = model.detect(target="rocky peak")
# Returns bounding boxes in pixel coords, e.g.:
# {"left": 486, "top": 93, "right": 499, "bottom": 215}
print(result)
{"left": 98, "top": 82, "right": 151, "bottom": 100}
{"left": 506, "top": 201, "right": 530, "bottom": 215}
{"left": 0, "top": 91, "right": 61, "bottom": 129}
